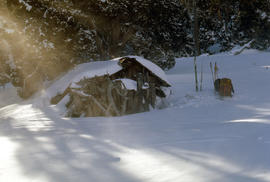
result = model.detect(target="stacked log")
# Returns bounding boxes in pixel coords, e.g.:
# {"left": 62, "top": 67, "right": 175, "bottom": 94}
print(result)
{"left": 57, "top": 74, "right": 158, "bottom": 117}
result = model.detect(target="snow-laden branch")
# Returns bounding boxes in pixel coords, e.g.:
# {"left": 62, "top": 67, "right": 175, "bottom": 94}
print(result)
{"left": 18, "top": 0, "right": 32, "bottom": 11}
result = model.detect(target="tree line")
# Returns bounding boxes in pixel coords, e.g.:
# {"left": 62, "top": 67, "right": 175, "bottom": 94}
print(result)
{"left": 0, "top": 0, "right": 270, "bottom": 97}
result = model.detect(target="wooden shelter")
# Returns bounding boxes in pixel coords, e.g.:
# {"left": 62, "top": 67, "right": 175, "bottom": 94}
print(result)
{"left": 51, "top": 56, "right": 171, "bottom": 117}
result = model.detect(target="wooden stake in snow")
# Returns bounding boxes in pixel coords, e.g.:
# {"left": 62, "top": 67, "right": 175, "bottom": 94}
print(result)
{"left": 210, "top": 62, "right": 215, "bottom": 84}
{"left": 214, "top": 62, "right": 219, "bottom": 80}
{"left": 200, "top": 60, "right": 203, "bottom": 91}
{"left": 194, "top": 57, "right": 199, "bottom": 92}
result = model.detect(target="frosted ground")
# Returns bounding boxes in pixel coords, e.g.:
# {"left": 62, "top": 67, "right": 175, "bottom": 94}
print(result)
{"left": 0, "top": 50, "right": 270, "bottom": 182}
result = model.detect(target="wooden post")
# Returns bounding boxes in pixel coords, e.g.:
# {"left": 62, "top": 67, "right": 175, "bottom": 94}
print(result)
{"left": 144, "top": 72, "right": 150, "bottom": 111}
{"left": 149, "top": 82, "right": 156, "bottom": 108}
{"left": 136, "top": 73, "right": 144, "bottom": 112}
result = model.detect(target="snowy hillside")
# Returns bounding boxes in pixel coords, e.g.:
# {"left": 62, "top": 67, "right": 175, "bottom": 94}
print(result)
{"left": 0, "top": 51, "right": 270, "bottom": 182}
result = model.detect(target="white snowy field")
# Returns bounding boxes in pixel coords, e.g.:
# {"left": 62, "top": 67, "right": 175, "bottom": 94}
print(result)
{"left": 0, "top": 50, "right": 270, "bottom": 182}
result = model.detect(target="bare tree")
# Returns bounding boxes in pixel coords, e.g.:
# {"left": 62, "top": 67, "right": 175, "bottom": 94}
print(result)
{"left": 193, "top": 0, "right": 199, "bottom": 91}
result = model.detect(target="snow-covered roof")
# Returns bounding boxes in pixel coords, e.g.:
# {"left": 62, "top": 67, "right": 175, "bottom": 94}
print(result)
{"left": 46, "top": 60, "right": 122, "bottom": 98}
{"left": 113, "top": 56, "right": 171, "bottom": 86}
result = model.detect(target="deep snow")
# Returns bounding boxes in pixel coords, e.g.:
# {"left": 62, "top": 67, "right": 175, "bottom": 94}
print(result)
{"left": 0, "top": 50, "right": 270, "bottom": 182}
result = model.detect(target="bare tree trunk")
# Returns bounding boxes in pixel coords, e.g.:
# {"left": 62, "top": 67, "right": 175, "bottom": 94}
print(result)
{"left": 193, "top": 0, "right": 200, "bottom": 56}
{"left": 193, "top": 0, "right": 199, "bottom": 92}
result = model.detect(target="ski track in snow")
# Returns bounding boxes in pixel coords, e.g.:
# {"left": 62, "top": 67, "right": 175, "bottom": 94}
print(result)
{"left": 0, "top": 51, "right": 270, "bottom": 182}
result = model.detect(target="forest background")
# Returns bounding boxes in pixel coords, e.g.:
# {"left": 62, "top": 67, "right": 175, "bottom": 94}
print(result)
{"left": 0, "top": 0, "right": 269, "bottom": 97}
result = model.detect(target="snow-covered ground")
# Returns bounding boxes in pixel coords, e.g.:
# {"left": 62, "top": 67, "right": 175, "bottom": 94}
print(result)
{"left": 1, "top": 50, "right": 270, "bottom": 182}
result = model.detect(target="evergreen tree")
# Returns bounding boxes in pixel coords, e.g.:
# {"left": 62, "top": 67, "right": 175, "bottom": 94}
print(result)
{"left": 1, "top": 0, "right": 270, "bottom": 97}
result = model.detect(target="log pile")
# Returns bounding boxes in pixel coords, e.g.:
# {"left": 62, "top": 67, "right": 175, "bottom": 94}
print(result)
{"left": 64, "top": 75, "right": 152, "bottom": 117}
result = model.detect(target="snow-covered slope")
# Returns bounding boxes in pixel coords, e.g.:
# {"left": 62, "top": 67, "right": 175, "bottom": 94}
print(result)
{"left": 0, "top": 51, "right": 270, "bottom": 182}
